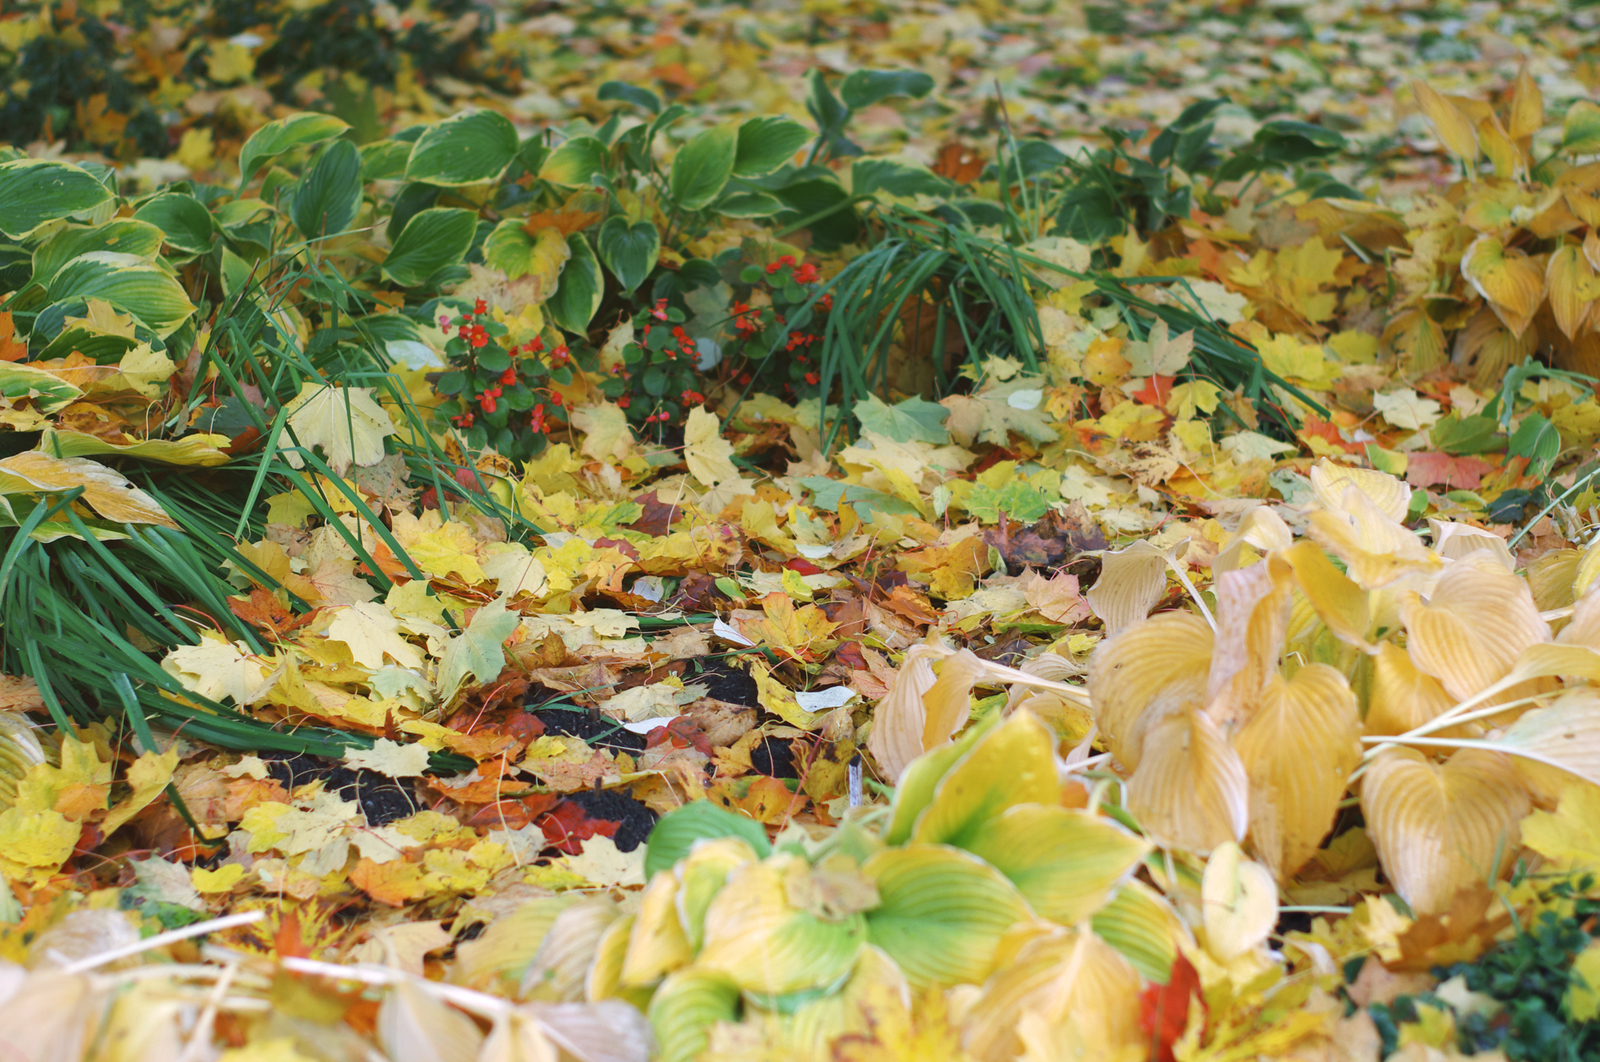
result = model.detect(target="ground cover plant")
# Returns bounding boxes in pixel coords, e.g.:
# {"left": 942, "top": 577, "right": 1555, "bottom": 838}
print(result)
{"left": 3, "top": 0, "right": 1600, "bottom": 1059}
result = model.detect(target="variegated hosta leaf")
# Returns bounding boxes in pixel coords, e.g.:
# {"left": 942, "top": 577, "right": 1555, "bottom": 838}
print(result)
{"left": 764, "top": 945, "right": 910, "bottom": 1057}
{"left": 1461, "top": 234, "right": 1546, "bottom": 337}
{"left": 697, "top": 854, "right": 867, "bottom": 995}
{"left": 1306, "top": 484, "right": 1441, "bottom": 589}
{"left": 960, "top": 927, "right": 1142, "bottom": 1062}
{"left": 963, "top": 805, "right": 1150, "bottom": 925}
{"left": 648, "top": 968, "right": 740, "bottom": 1062}
{"left": 674, "top": 836, "right": 760, "bottom": 951}
{"left": 1086, "top": 611, "right": 1213, "bottom": 769}
{"left": 620, "top": 872, "right": 693, "bottom": 987}
{"left": 1400, "top": 551, "right": 1550, "bottom": 700}
{"left": 1364, "top": 642, "right": 1457, "bottom": 737}
{"left": 1089, "top": 881, "right": 1181, "bottom": 984}
{"left": 1360, "top": 747, "right": 1530, "bottom": 915}
{"left": 910, "top": 710, "right": 1058, "bottom": 849}
{"left": 863, "top": 844, "right": 1032, "bottom": 990}
{"left": 885, "top": 713, "right": 997, "bottom": 846}
{"left": 1309, "top": 460, "right": 1411, "bottom": 523}
{"left": 1200, "top": 841, "right": 1278, "bottom": 963}
{"left": 1125, "top": 706, "right": 1248, "bottom": 854}
{"left": 1232, "top": 665, "right": 1362, "bottom": 881}
{"left": 1205, "top": 558, "right": 1293, "bottom": 732}
{"left": 584, "top": 914, "right": 634, "bottom": 1003}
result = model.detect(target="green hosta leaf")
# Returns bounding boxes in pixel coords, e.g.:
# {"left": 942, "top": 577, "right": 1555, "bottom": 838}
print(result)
{"left": 1090, "top": 881, "right": 1180, "bottom": 984}
{"left": 864, "top": 844, "right": 1032, "bottom": 989}
{"left": 539, "top": 137, "right": 609, "bottom": 187}
{"left": 598, "top": 80, "right": 661, "bottom": 115}
{"left": 32, "top": 221, "right": 164, "bottom": 287}
{"left": 675, "top": 836, "right": 761, "bottom": 951}
{"left": 854, "top": 392, "right": 950, "bottom": 444}
{"left": 963, "top": 805, "right": 1150, "bottom": 925}
{"left": 838, "top": 69, "right": 935, "bottom": 110}
{"left": 404, "top": 109, "right": 520, "bottom": 187}
{"left": 714, "top": 192, "right": 785, "bottom": 218}
{"left": 290, "top": 139, "right": 363, "bottom": 241}
{"left": 670, "top": 123, "right": 739, "bottom": 211}
{"left": 1564, "top": 100, "right": 1600, "bottom": 156}
{"left": 910, "top": 710, "right": 1059, "bottom": 849}
{"left": 595, "top": 216, "right": 660, "bottom": 293}
{"left": 1253, "top": 119, "right": 1346, "bottom": 164}
{"left": 359, "top": 139, "right": 413, "bottom": 181}
{"left": 644, "top": 800, "right": 771, "bottom": 879}
{"left": 733, "top": 116, "right": 810, "bottom": 177}
{"left": 238, "top": 112, "right": 349, "bottom": 186}
{"left": 48, "top": 253, "right": 196, "bottom": 337}
{"left": 649, "top": 968, "right": 740, "bottom": 1062}
{"left": 133, "top": 195, "right": 217, "bottom": 255}
{"left": 0, "top": 160, "right": 114, "bottom": 240}
{"left": 381, "top": 207, "right": 476, "bottom": 287}
{"left": 697, "top": 854, "right": 867, "bottom": 995}
{"left": 482, "top": 219, "right": 571, "bottom": 286}
{"left": 547, "top": 232, "right": 603, "bottom": 334}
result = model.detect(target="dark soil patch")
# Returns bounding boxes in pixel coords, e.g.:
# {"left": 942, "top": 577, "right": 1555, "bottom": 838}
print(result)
{"left": 563, "top": 789, "right": 658, "bottom": 852}
{"left": 261, "top": 753, "right": 419, "bottom": 827}
{"left": 533, "top": 707, "right": 647, "bottom": 753}
{"left": 748, "top": 737, "right": 797, "bottom": 779}
{"left": 685, "top": 659, "right": 758, "bottom": 707}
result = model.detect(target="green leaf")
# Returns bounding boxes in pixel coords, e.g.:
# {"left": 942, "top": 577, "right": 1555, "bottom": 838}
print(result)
{"left": 885, "top": 713, "right": 998, "bottom": 846}
{"left": 649, "top": 969, "right": 740, "bottom": 1062}
{"left": 358, "top": 139, "right": 412, "bottom": 181}
{"left": 482, "top": 219, "right": 570, "bottom": 283}
{"left": 0, "top": 160, "right": 114, "bottom": 240}
{"left": 670, "top": 123, "right": 739, "bottom": 212}
{"left": 854, "top": 393, "right": 950, "bottom": 443}
{"left": 539, "top": 137, "right": 609, "bottom": 187}
{"left": 1253, "top": 119, "right": 1346, "bottom": 164}
{"left": 1430, "top": 412, "right": 1502, "bottom": 454}
{"left": 733, "top": 117, "right": 810, "bottom": 177}
{"left": 437, "top": 597, "right": 520, "bottom": 702}
{"left": 595, "top": 216, "right": 660, "bottom": 293}
{"left": 1090, "top": 881, "right": 1179, "bottom": 984}
{"left": 909, "top": 710, "right": 1060, "bottom": 850}
{"left": 598, "top": 81, "right": 661, "bottom": 115}
{"left": 838, "top": 69, "right": 935, "bottom": 110}
{"left": 547, "top": 232, "right": 604, "bottom": 334}
{"left": 644, "top": 800, "right": 771, "bottom": 879}
{"left": 0, "top": 362, "right": 83, "bottom": 413}
{"left": 1564, "top": 101, "right": 1600, "bottom": 156}
{"left": 963, "top": 805, "right": 1150, "bottom": 925}
{"left": 1508, "top": 412, "right": 1560, "bottom": 478}
{"left": 48, "top": 253, "right": 196, "bottom": 337}
{"left": 238, "top": 112, "right": 349, "bottom": 186}
{"left": 403, "top": 109, "right": 520, "bottom": 187}
{"left": 291, "top": 139, "right": 364, "bottom": 240}
{"left": 32, "top": 220, "right": 164, "bottom": 287}
{"left": 864, "top": 844, "right": 1032, "bottom": 990}
{"left": 132, "top": 195, "right": 217, "bottom": 255}
{"left": 714, "top": 192, "right": 785, "bottom": 218}
{"left": 380, "top": 207, "right": 477, "bottom": 287}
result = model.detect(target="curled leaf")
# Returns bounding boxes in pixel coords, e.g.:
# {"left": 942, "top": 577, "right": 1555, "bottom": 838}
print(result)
{"left": 1125, "top": 706, "right": 1248, "bottom": 854}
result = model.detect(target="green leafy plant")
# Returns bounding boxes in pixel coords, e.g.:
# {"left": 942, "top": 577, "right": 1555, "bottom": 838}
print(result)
{"left": 434, "top": 298, "right": 572, "bottom": 460}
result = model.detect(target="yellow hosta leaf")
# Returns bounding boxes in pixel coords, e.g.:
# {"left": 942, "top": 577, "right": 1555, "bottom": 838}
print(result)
{"left": 620, "top": 871, "right": 693, "bottom": 987}
{"left": 0, "top": 451, "right": 177, "bottom": 527}
{"left": 1365, "top": 642, "right": 1457, "bottom": 737}
{"left": 1400, "top": 552, "right": 1550, "bottom": 701}
{"left": 911, "top": 709, "right": 1058, "bottom": 849}
{"left": 1126, "top": 706, "right": 1248, "bottom": 854}
{"left": 1087, "top": 610, "right": 1213, "bottom": 770}
{"left": 960, "top": 926, "right": 1142, "bottom": 1062}
{"left": 1411, "top": 79, "right": 1480, "bottom": 163}
{"left": 1309, "top": 461, "right": 1411, "bottom": 523}
{"left": 1461, "top": 235, "right": 1545, "bottom": 338}
{"left": 1477, "top": 114, "right": 1525, "bottom": 180}
{"left": 1201, "top": 841, "right": 1278, "bottom": 962}
{"left": 1522, "top": 782, "right": 1600, "bottom": 871}
{"left": 1494, "top": 688, "right": 1600, "bottom": 788}
{"left": 1548, "top": 243, "right": 1600, "bottom": 340}
{"left": 1232, "top": 666, "right": 1362, "bottom": 881}
{"left": 1084, "top": 540, "right": 1175, "bottom": 635}
{"left": 865, "top": 644, "right": 941, "bottom": 784}
{"left": 1279, "top": 540, "right": 1372, "bottom": 649}
{"left": 963, "top": 805, "right": 1150, "bottom": 924}
{"left": 1307, "top": 485, "right": 1441, "bottom": 589}
{"left": 1360, "top": 747, "right": 1529, "bottom": 915}
{"left": 675, "top": 836, "right": 760, "bottom": 951}
{"left": 1508, "top": 66, "right": 1545, "bottom": 140}
{"left": 281, "top": 383, "right": 398, "bottom": 475}
{"left": 1205, "top": 558, "right": 1293, "bottom": 733}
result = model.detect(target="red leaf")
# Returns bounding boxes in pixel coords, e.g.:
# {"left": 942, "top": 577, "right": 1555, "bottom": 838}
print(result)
{"left": 1298, "top": 417, "right": 1364, "bottom": 454}
{"left": 538, "top": 800, "right": 620, "bottom": 855}
{"left": 1139, "top": 953, "right": 1203, "bottom": 1062}
{"left": 1405, "top": 451, "right": 1496, "bottom": 490}
{"left": 1133, "top": 374, "right": 1177, "bottom": 407}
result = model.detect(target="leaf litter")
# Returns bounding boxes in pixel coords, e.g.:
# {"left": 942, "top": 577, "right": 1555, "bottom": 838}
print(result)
{"left": 2, "top": 0, "right": 1600, "bottom": 1059}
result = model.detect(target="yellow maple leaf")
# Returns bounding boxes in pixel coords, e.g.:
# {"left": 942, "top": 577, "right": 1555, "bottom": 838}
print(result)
{"left": 685, "top": 406, "right": 740, "bottom": 486}
{"left": 281, "top": 383, "right": 398, "bottom": 475}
